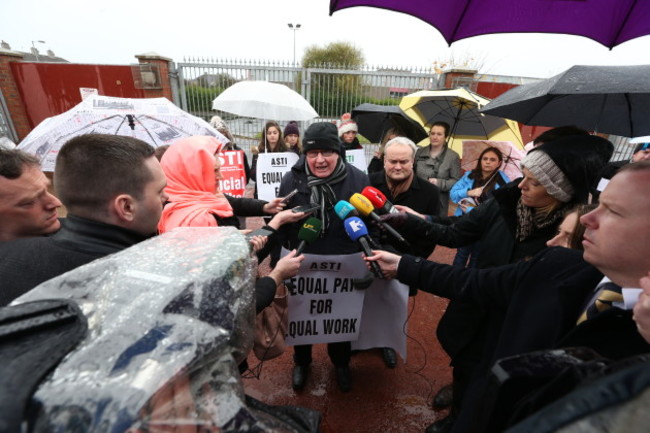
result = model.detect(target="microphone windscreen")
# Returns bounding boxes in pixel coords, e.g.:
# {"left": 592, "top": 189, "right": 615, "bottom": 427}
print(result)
{"left": 361, "top": 186, "right": 387, "bottom": 209}
{"left": 349, "top": 193, "right": 375, "bottom": 217}
{"left": 334, "top": 200, "right": 357, "bottom": 220}
{"left": 298, "top": 217, "right": 322, "bottom": 243}
{"left": 343, "top": 216, "right": 369, "bottom": 241}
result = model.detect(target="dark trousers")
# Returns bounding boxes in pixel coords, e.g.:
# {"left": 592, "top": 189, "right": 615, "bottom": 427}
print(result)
{"left": 294, "top": 342, "right": 351, "bottom": 367}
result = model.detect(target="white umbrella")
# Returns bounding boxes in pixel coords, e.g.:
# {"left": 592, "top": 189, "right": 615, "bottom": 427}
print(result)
{"left": 212, "top": 81, "right": 318, "bottom": 121}
{"left": 18, "top": 95, "right": 226, "bottom": 171}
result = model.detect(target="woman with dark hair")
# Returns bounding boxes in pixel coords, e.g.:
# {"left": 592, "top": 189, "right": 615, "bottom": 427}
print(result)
{"left": 546, "top": 203, "right": 597, "bottom": 250}
{"left": 283, "top": 121, "right": 302, "bottom": 155}
{"left": 450, "top": 146, "right": 510, "bottom": 267}
{"left": 414, "top": 121, "right": 461, "bottom": 217}
{"left": 251, "top": 121, "right": 288, "bottom": 198}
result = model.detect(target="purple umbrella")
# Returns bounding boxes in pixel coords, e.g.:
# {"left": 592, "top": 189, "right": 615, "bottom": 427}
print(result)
{"left": 330, "top": 0, "right": 650, "bottom": 49}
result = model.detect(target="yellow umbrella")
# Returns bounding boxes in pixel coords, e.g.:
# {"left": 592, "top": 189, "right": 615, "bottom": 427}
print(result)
{"left": 400, "top": 88, "right": 523, "bottom": 157}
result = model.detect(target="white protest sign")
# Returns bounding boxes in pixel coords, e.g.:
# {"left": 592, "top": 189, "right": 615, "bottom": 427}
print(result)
{"left": 350, "top": 278, "right": 410, "bottom": 360}
{"left": 345, "top": 149, "right": 367, "bottom": 173}
{"left": 256, "top": 152, "right": 299, "bottom": 201}
{"left": 284, "top": 252, "right": 367, "bottom": 346}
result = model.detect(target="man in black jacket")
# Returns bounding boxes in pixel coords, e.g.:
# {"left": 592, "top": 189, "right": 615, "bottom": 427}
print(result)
{"left": 277, "top": 122, "right": 373, "bottom": 393}
{"left": 369, "top": 136, "right": 440, "bottom": 259}
{"left": 366, "top": 161, "right": 650, "bottom": 433}
{"left": 0, "top": 134, "right": 168, "bottom": 306}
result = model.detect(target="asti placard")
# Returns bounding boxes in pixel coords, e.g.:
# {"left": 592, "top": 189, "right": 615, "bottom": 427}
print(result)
{"left": 256, "top": 152, "right": 299, "bottom": 201}
{"left": 284, "top": 252, "right": 367, "bottom": 346}
{"left": 345, "top": 149, "right": 367, "bottom": 174}
{"left": 218, "top": 150, "right": 247, "bottom": 198}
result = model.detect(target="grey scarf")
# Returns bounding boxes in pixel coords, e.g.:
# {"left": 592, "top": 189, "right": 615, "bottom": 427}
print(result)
{"left": 306, "top": 158, "right": 348, "bottom": 235}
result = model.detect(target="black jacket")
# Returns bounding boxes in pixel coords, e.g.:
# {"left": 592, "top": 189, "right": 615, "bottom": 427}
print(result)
{"left": 0, "top": 215, "right": 149, "bottom": 306}
{"left": 399, "top": 180, "right": 557, "bottom": 268}
{"left": 216, "top": 195, "right": 268, "bottom": 229}
{"left": 398, "top": 247, "right": 650, "bottom": 433}
{"left": 276, "top": 155, "right": 371, "bottom": 255}
{"left": 369, "top": 170, "right": 440, "bottom": 258}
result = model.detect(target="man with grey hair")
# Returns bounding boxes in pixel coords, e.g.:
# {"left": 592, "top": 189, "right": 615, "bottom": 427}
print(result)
{"left": 0, "top": 148, "right": 61, "bottom": 242}
{"left": 0, "top": 134, "right": 168, "bottom": 306}
{"left": 368, "top": 136, "right": 441, "bottom": 368}
{"left": 369, "top": 136, "right": 440, "bottom": 258}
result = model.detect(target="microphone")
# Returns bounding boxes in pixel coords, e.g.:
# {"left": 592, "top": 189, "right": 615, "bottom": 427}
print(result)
{"left": 343, "top": 216, "right": 384, "bottom": 279}
{"left": 295, "top": 217, "right": 322, "bottom": 255}
{"left": 349, "top": 193, "right": 409, "bottom": 246}
{"left": 361, "top": 186, "right": 399, "bottom": 214}
{"left": 334, "top": 200, "right": 359, "bottom": 220}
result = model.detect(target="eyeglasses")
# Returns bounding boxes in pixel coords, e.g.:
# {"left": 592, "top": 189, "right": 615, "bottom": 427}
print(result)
{"left": 306, "top": 150, "right": 335, "bottom": 158}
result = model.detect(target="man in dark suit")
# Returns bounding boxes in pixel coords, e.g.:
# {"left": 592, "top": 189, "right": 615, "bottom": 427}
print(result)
{"left": 366, "top": 161, "right": 650, "bottom": 433}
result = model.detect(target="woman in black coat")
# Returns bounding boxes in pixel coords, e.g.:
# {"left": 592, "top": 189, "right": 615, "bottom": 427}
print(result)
{"left": 384, "top": 134, "right": 614, "bottom": 432}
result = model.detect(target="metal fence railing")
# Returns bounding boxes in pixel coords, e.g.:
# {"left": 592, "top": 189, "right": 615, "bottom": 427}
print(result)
{"left": 0, "top": 89, "right": 18, "bottom": 143}
{"left": 173, "top": 58, "right": 442, "bottom": 163}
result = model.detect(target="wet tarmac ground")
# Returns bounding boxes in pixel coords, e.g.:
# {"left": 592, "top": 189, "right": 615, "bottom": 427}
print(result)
{"left": 244, "top": 213, "right": 455, "bottom": 433}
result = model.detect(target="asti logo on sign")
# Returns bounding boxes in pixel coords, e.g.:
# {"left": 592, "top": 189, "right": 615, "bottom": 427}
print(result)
{"left": 309, "top": 262, "right": 342, "bottom": 271}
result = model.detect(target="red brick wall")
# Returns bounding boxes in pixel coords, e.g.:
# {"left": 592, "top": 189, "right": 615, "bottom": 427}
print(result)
{"left": 0, "top": 52, "right": 174, "bottom": 141}
{"left": 0, "top": 51, "right": 31, "bottom": 139}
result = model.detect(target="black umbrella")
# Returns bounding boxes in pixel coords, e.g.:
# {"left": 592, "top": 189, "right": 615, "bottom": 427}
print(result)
{"left": 480, "top": 65, "right": 650, "bottom": 137}
{"left": 351, "top": 103, "right": 428, "bottom": 144}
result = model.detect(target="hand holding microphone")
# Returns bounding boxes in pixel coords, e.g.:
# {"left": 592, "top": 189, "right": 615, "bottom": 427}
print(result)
{"left": 284, "top": 217, "right": 322, "bottom": 291}
{"left": 343, "top": 216, "right": 384, "bottom": 279}
{"left": 349, "top": 193, "right": 410, "bottom": 247}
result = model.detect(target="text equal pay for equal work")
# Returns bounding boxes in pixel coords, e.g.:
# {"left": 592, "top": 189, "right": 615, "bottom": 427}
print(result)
{"left": 283, "top": 253, "right": 368, "bottom": 346}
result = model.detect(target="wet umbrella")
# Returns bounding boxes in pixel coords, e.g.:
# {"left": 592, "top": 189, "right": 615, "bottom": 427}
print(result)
{"left": 480, "top": 65, "right": 650, "bottom": 137}
{"left": 350, "top": 103, "right": 427, "bottom": 143}
{"left": 18, "top": 95, "right": 225, "bottom": 172}
{"left": 399, "top": 87, "right": 523, "bottom": 157}
{"left": 212, "top": 80, "right": 318, "bottom": 121}
{"left": 329, "top": 0, "right": 650, "bottom": 49}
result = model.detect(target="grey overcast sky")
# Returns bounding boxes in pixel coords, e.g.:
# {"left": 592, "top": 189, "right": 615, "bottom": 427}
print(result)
{"left": 3, "top": 0, "right": 650, "bottom": 78}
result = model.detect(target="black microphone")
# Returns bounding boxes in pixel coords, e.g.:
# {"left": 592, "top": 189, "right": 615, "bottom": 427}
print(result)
{"left": 343, "top": 216, "right": 384, "bottom": 279}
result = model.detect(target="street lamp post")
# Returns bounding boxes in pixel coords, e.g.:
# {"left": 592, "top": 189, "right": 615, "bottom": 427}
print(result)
{"left": 287, "top": 23, "right": 301, "bottom": 65}
{"left": 31, "top": 40, "right": 46, "bottom": 62}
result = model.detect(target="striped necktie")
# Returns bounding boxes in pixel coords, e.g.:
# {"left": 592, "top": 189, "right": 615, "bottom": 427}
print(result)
{"left": 576, "top": 282, "right": 623, "bottom": 324}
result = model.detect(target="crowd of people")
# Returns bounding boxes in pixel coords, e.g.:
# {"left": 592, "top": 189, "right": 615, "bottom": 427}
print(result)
{"left": 1, "top": 112, "right": 650, "bottom": 433}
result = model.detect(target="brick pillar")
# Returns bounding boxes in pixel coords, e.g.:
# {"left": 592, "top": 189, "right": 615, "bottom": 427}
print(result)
{"left": 0, "top": 49, "right": 30, "bottom": 140}
{"left": 135, "top": 53, "right": 173, "bottom": 100}
{"left": 443, "top": 68, "right": 478, "bottom": 90}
